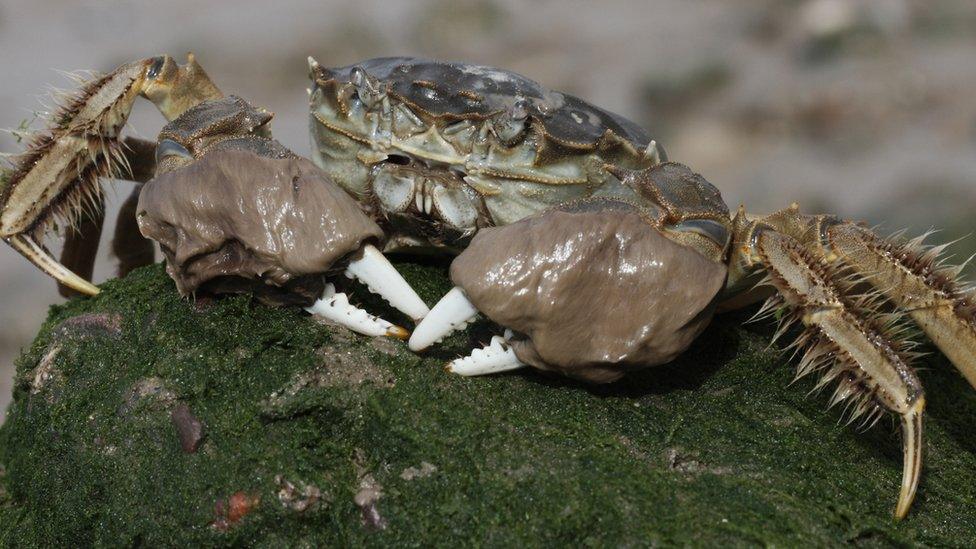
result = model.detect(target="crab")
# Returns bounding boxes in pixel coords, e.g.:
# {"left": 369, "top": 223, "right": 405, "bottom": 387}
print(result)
{"left": 1, "top": 55, "right": 974, "bottom": 521}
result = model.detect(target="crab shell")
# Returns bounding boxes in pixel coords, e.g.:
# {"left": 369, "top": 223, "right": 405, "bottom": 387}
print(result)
{"left": 307, "top": 57, "right": 667, "bottom": 250}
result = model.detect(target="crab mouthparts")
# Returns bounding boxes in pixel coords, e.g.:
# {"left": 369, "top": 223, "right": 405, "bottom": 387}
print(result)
{"left": 305, "top": 244, "right": 429, "bottom": 339}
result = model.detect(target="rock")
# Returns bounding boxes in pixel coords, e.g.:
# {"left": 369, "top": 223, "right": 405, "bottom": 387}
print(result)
{"left": 211, "top": 491, "right": 260, "bottom": 531}
{"left": 0, "top": 262, "right": 973, "bottom": 545}
{"left": 118, "top": 377, "right": 176, "bottom": 416}
{"left": 354, "top": 474, "right": 386, "bottom": 531}
{"left": 275, "top": 475, "right": 323, "bottom": 513}
{"left": 170, "top": 403, "right": 204, "bottom": 454}
{"left": 399, "top": 462, "right": 437, "bottom": 481}
{"left": 51, "top": 312, "right": 123, "bottom": 340}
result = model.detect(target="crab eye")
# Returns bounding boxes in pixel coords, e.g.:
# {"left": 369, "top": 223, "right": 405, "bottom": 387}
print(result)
{"left": 671, "top": 218, "right": 730, "bottom": 248}
{"left": 147, "top": 57, "right": 166, "bottom": 79}
{"left": 155, "top": 139, "right": 192, "bottom": 165}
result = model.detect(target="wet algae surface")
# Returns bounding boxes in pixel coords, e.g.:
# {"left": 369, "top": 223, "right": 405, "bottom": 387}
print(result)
{"left": 0, "top": 262, "right": 974, "bottom": 546}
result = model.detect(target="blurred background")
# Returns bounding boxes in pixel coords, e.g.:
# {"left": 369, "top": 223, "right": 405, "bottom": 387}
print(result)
{"left": 1, "top": 0, "right": 974, "bottom": 418}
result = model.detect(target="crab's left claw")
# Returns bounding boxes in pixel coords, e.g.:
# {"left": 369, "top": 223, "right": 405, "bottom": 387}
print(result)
{"left": 412, "top": 197, "right": 728, "bottom": 383}
{"left": 137, "top": 145, "right": 426, "bottom": 339}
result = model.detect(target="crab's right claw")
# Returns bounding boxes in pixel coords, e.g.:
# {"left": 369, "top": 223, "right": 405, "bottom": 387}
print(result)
{"left": 306, "top": 282, "right": 409, "bottom": 340}
{"left": 136, "top": 145, "right": 424, "bottom": 341}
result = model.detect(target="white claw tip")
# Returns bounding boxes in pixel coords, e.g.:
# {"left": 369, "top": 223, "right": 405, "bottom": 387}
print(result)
{"left": 409, "top": 287, "right": 479, "bottom": 352}
{"left": 344, "top": 245, "right": 430, "bottom": 322}
{"left": 306, "top": 283, "right": 408, "bottom": 340}
{"left": 447, "top": 334, "right": 526, "bottom": 376}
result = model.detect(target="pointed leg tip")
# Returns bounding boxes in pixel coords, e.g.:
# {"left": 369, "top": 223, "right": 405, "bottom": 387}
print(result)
{"left": 77, "top": 284, "right": 100, "bottom": 296}
{"left": 7, "top": 234, "right": 101, "bottom": 296}
{"left": 386, "top": 325, "right": 411, "bottom": 341}
{"left": 894, "top": 501, "right": 911, "bottom": 521}
{"left": 894, "top": 398, "right": 925, "bottom": 522}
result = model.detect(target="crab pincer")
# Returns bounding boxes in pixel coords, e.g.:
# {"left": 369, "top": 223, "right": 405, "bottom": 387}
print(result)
{"left": 135, "top": 101, "right": 428, "bottom": 338}
{"left": 410, "top": 194, "right": 729, "bottom": 382}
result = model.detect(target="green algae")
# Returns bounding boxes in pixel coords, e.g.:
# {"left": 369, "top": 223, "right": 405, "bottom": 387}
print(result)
{"left": 0, "top": 262, "right": 974, "bottom": 546}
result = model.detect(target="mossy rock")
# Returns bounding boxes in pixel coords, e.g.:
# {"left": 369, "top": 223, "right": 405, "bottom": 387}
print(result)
{"left": 0, "top": 262, "right": 974, "bottom": 546}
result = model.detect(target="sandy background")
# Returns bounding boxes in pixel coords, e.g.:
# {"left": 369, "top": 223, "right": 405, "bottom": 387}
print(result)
{"left": 1, "top": 0, "right": 974, "bottom": 417}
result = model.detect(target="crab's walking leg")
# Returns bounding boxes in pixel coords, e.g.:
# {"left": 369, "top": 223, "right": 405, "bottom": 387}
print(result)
{"left": 750, "top": 228, "right": 925, "bottom": 519}
{"left": 0, "top": 54, "right": 221, "bottom": 295}
{"left": 57, "top": 198, "right": 105, "bottom": 297}
{"left": 825, "top": 223, "right": 976, "bottom": 389}
{"left": 113, "top": 184, "right": 155, "bottom": 278}
{"left": 736, "top": 206, "right": 976, "bottom": 391}
{"left": 55, "top": 136, "right": 157, "bottom": 297}
{"left": 110, "top": 137, "right": 157, "bottom": 279}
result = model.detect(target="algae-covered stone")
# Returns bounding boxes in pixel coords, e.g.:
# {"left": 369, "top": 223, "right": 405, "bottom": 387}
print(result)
{"left": 0, "top": 262, "right": 974, "bottom": 546}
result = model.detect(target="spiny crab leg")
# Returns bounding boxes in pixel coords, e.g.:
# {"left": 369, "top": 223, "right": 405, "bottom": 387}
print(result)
{"left": 344, "top": 244, "right": 430, "bottom": 322}
{"left": 898, "top": 399, "right": 925, "bottom": 521}
{"left": 825, "top": 223, "right": 976, "bottom": 389}
{"left": 6, "top": 234, "right": 99, "bottom": 295}
{"left": 0, "top": 54, "right": 221, "bottom": 296}
{"left": 306, "top": 283, "right": 409, "bottom": 340}
{"left": 409, "top": 286, "right": 479, "bottom": 351}
{"left": 447, "top": 330, "right": 526, "bottom": 376}
{"left": 751, "top": 228, "right": 925, "bottom": 519}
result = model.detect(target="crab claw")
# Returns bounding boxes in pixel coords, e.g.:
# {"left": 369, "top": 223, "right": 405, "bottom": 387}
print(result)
{"left": 307, "top": 283, "right": 408, "bottom": 339}
{"left": 409, "top": 286, "right": 478, "bottom": 351}
{"left": 419, "top": 197, "right": 727, "bottom": 383}
{"left": 447, "top": 330, "right": 526, "bottom": 376}
{"left": 136, "top": 139, "right": 425, "bottom": 340}
{"left": 345, "top": 244, "right": 429, "bottom": 322}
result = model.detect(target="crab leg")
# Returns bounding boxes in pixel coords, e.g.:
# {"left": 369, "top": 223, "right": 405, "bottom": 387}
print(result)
{"left": 0, "top": 55, "right": 221, "bottom": 295}
{"left": 306, "top": 283, "right": 409, "bottom": 340}
{"left": 112, "top": 183, "right": 156, "bottom": 279}
{"left": 6, "top": 234, "right": 100, "bottom": 295}
{"left": 344, "top": 244, "right": 430, "bottom": 321}
{"left": 751, "top": 228, "right": 925, "bottom": 519}
{"left": 56, "top": 136, "right": 157, "bottom": 297}
{"left": 57, "top": 198, "right": 105, "bottom": 297}
{"left": 824, "top": 223, "right": 976, "bottom": 389}
{"left": 409, "top": 286, "right": 479, "bottom": 351}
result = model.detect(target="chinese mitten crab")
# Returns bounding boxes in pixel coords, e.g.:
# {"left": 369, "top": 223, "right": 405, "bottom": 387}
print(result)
{"left": 3, "top": 55, "right": 975, "bottom": 520}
